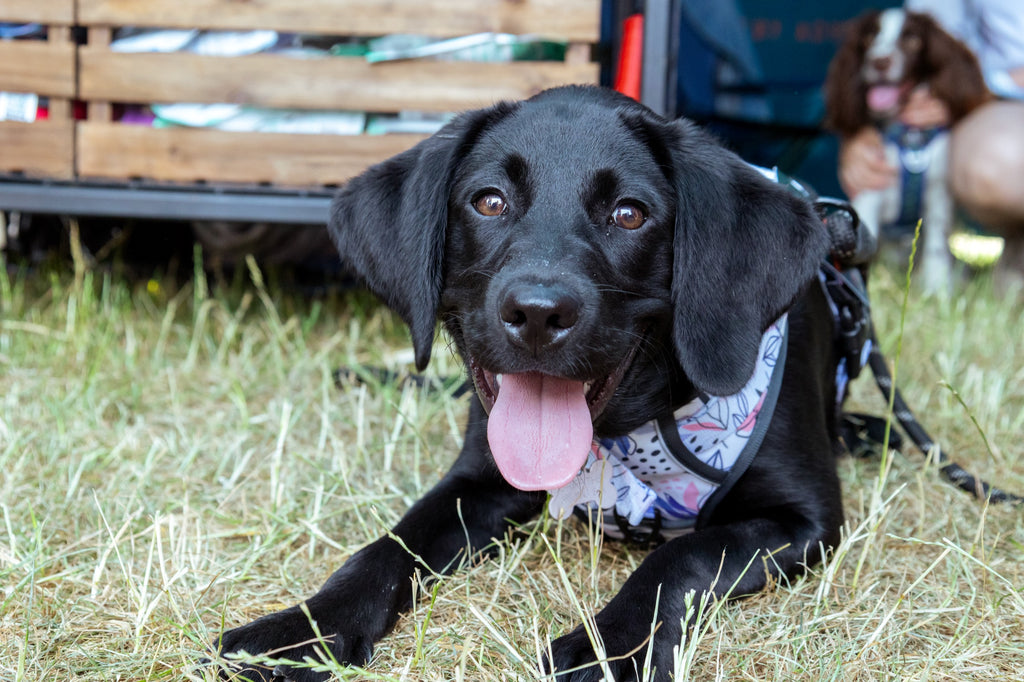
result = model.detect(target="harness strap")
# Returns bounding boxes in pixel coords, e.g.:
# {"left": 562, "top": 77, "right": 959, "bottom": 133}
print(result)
{"left": 814, "top": 195, "right": 1022, "bottom": 505}
{"left": 694, "top": 318, "right": 789, "bottom": 528}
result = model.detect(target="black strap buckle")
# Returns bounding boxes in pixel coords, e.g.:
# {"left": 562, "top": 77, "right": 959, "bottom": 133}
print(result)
{"left": 821, "top": 261, "right": 871, "bottom": 381}
{"left": 612, "top": 507, "right": 666, "bottom": 548}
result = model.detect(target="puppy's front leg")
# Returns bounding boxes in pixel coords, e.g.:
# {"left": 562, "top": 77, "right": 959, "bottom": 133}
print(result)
{"left": 547, "top": 512, "right": 837, "bottom": 681}
{"left": 215, "top": 398, "right": 545, "bottom": 682}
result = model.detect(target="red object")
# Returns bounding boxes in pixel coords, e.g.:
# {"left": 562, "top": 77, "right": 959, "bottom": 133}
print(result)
{"left": 614, "top": 13, "right": 644, "bottom": 101}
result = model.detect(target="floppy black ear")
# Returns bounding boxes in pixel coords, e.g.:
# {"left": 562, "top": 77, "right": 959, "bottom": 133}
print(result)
{"left": 668, "top": 120, "right": 829, "bottom": 396}
{"left": 329, "top": 103, "right": 514, "bottom": 370}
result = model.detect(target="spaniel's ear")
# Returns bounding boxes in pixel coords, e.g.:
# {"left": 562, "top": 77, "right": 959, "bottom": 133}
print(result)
{"left": 824, "top": 11, "right": 879, "bottom": 136}
{"left": 922, "top": 15, "right": 992, "bottom": 121}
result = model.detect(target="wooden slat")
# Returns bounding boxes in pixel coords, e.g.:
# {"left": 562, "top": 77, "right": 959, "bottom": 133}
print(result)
{"left": 0, "top": 0, "right": 74, "bottom": 23}
{"left": 77, "top": 0, "right": 600, "bottom": 42}
{"left": 85, "top": 27, "right": 115, "bottom": 123}
{"left": 77, "top": 123, "right": 429, "bottom": 186}
{"left": 79, "top": 50, "right": 599, "bottom": 113}
{"left": 0, "top": 42, "right": 76, "bottom": 98}
{"left": 45, "top": 26, "right": 76, "bottom": 120}
{"left": 0, "top": 120, "right": 75, "bottom": 178}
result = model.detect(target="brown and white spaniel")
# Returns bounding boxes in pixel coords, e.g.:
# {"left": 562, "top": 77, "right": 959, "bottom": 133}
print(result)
{"left": 824, "top": 8, "right": 991, "bottom": 290}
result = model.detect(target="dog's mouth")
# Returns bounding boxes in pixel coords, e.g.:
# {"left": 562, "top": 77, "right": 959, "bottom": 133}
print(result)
{"left": 471, "top": 339, "right": 641, "bottom": 492}
{"left": 866, "top": 82, "right": 912, "bottom": 115}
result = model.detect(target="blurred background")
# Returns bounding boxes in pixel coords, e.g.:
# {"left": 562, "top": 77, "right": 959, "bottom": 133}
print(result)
{"left": 1, "top": 0, "right": 893, "bottom": 277}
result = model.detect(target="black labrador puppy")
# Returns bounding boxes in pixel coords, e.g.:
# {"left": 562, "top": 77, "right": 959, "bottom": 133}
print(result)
{"left": 216, "top": 85, "right": 843, "bottom": 681}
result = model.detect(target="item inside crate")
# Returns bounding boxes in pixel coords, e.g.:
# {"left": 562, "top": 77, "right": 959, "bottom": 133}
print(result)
{"left": 0, "top": 22, "right": 44, "bottom": 39}
{"left": 106, "top": 28, "right": 567, "bottom": 136}
{"left": 0, "top": 92, "right": 39, "bottom": 122}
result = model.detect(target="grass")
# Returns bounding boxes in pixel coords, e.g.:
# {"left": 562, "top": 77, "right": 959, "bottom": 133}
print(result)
{"left": 1, "top": 251, "right": 1022, "bottom": 681}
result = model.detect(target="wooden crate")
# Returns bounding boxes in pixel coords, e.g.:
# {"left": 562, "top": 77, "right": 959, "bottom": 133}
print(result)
{"left": 0, "top": 1, "right": 76, "bottom": 178}
{"left": 75, "top": 0, "right": 602, "bottom": 188}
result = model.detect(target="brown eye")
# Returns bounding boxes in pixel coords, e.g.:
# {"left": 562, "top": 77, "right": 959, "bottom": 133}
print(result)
{"left": 473, "top": 192, "right": 507, "bottom": 216}
{"left": 903, "top": 34, "right": 921, "bottom": 51}
{"left": 611, "top": 203, "right": 647, "bottom": 230}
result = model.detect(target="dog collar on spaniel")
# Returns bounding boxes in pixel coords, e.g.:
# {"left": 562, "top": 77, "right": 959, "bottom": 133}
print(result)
{"left": 548, "top": 314, "right": 789, "bottom": 542}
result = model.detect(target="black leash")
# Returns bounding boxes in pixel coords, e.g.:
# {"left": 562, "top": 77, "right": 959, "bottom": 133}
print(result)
{"left": 814, "top": 196, "right": 1023, "bottom": 505}
{"left": 861, "top": 331, "right": 1024, "bottom": 504}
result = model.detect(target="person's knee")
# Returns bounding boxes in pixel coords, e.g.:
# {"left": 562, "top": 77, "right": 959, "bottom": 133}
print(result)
{"left": 951, "top": 147, "right": 1022, "bottom": 214}
{"left": 949, "top": 102, "right": 1024, "bottom": 225}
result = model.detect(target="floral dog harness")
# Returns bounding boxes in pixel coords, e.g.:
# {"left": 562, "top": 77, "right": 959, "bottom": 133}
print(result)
{"left": 548, "top": 314, "right": 789, "bottom": 541}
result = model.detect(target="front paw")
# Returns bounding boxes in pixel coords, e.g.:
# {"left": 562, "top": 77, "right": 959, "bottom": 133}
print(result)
{"left": 546, "top": 610, "right": 683, "bottom": 682}
{"left": 546, "top": 626, "right": 654, "bottom": 682}
{"left": 212, "top": 605, "right": 374, "bottom": 682}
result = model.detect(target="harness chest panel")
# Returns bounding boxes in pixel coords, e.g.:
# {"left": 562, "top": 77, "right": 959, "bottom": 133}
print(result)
{"left": 548, "top": 315, "right": 789, "bottom": 540}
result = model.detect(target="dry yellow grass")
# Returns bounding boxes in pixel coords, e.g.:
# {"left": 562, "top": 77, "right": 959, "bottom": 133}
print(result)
{"left": 1, "top": 255, "right": 1021, "bottom": 681}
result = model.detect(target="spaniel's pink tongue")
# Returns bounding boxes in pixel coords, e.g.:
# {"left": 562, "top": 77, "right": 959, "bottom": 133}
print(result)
{"left": 868, "top": 85, "right": 901, "bottom": 113}
{"left": 487, "top": 372, "right": 593, "bottom": 491}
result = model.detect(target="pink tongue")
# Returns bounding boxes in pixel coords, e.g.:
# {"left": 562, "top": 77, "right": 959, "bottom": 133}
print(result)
{"left": 487, "top": 372, "right": 593, "bottom": 491}
{"left": 867, "top": 85, "right": 901, "bottom": 113}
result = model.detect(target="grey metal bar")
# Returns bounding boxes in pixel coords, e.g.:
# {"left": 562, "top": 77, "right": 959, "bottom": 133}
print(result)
{"left": 0, "top": 182, "right": 333, "bottom": 224}
{"left": 640, "top": 0, "right": 673, "bottom": 117}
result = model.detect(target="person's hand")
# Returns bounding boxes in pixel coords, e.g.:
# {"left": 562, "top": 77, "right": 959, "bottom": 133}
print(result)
{"left": 838, "top": 127, "right": 895, "bottom": 198}
{"left": 899, "top": 86, "right": 952, "bottom": 128}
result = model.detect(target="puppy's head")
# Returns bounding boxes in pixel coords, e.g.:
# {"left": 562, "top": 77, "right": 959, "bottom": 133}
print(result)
{"left": 330, "top": 86, "right": 827, "bottom": 490}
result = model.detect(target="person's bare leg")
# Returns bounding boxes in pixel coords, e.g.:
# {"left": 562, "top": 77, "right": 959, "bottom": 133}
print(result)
{"left": 949, "top": 101, "right": 1024, "bottom": 293}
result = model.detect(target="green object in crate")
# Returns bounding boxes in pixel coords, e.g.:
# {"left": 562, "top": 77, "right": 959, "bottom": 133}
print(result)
{"left": 364, "top": 33, "right": 566, "bottom": 63}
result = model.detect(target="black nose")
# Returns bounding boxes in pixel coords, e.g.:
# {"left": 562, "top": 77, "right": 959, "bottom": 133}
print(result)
{"left": 499, "top": 283, "right": 582, "bottom": 353}
{"left": 870, "top": 55, "right": 892, "bottom": 72}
